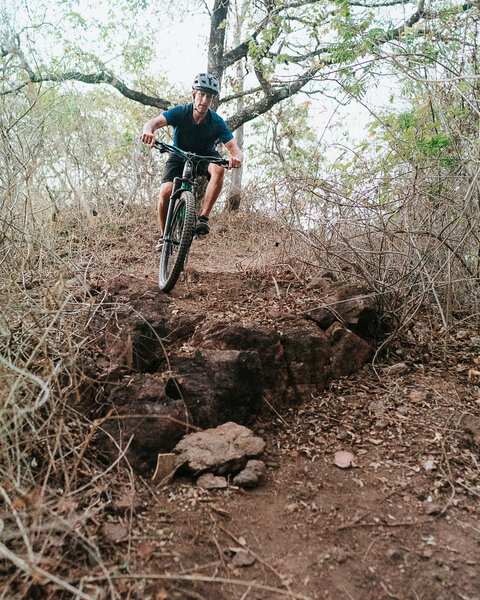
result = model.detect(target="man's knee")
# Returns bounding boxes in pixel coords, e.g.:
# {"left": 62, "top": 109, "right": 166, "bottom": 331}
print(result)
{"left": 159, "top": 182, "right": 173, "bottom": 202}
{"left": 208, "top": 164, "right": 224, "bottom": 183}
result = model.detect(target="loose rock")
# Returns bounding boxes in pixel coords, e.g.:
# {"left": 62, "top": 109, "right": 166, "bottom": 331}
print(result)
{"left": 231, "top": 548, "right": 256, "bottom": 567}
{"left": 174, "top": 422, "right": 265, "bottom": 475}
{"left": 334, "top": 450, "right": 355, "bottom": 469}
{"left": 197, "top": 473, "right": 228, "bottom": 489}
{"left": 233, "top": 460, "right": 266, "bottom": 488}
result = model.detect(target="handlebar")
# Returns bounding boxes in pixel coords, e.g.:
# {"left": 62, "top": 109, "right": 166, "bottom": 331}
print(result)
{"left": 153, "top": 140, "right": 230, "bottom": 168}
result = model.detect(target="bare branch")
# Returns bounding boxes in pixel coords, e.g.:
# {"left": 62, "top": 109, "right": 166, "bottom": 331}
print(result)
{"left": 226, "top": 63, "right": 322, "bottom": 131}
{"left": 349, "top": 0, "right": 414, "bottom": 6}
{"left": 30, "top": 70, "right": 171, "bottom": 109}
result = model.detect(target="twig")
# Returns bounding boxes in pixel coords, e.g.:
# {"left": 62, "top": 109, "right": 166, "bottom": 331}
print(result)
{"left": 0, "top": 540, "right": 95, "bottom": 600}
{"left": 262, "top": 395, "right": 289, "bottom": 426}
{"left": 71, "top": 409, "right": 114, "bottom": 483}
{"left": 170, "top": 584, "right": 208, "bottom": 600}
{"left": 341, "top": 588, "right": 355, "bottom": 600}
{"left": 333, "top": 518, "right": 431, "bottom": 532}
{"left": 68, "top": 434, "right": 134, "bottom": 497}
{"left": 380, "top": 580, "right": 403, "bottom": 599}
{"left": 272, "top": 276, "right": 281, "bottom": 298}
{"left": 84, "top": 573, "right": 314, "bottom": 599}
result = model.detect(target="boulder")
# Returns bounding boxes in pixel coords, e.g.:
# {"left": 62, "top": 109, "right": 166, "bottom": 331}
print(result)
{"left": 279, "top": 318, "right": 332, "bottom": 401}
{"left": 168, "top": 348, "right": 264, "bottom": 428}
{"left": 303, "top": 280, "right": 378, "bottom": 338}
{"left": 174, "top": 421, "right": 265, "bottom": 475}
{"left": 90, "top": 275, "right": 378, "bottom": 474}
{"left": 192, "top": 322, "right": 289, "bottom": 403}
{"left": 233, "top": 460, "right": 266, "bottom": 488}
{"left": 100, "top": 275, "right": 204, "bottom": 372}
{"left": 103, "top": 373, "right": 192, "bottom": 473}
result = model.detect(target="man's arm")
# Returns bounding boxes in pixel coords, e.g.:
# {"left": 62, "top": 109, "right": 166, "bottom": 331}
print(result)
{"left": 141, "top": 114, "right": 168, "bottom": 147}
{"left": 224, "top": 138, "right": 244, "bottom": 170}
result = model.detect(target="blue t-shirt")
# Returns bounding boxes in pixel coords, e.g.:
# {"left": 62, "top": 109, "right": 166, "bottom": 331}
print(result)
{"left": 162, "top": 103, "right": 233, "bottom": 154}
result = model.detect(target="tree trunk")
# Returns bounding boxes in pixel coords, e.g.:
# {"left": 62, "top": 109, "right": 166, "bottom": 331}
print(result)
{"left": 208, "top": 0, "right": 230, "bottom": 112}
{"left": 225, "top": 0, "right": 245, "bottom": 212}
{"left": 226, "top": 127, "right": 243, "bottom": 211}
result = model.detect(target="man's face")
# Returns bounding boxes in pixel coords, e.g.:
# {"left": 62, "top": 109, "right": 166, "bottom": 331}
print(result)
{"left": 193, "top": 90, "right": 215, "bottom": 113}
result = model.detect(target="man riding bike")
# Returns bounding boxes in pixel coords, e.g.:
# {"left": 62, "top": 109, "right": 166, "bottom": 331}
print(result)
{"left": 141, "top": 73, "right": 244, "bottom": 242}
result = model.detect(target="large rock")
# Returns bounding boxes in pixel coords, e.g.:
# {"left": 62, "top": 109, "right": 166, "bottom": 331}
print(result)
{"left": 103, "top": 373, "right": 192, "bottom": 473}
{"left": 100, "top": 275, "right": 204, "bottom": 372}
{"left": 168, "top": 348, "right": 264, "bottom": 428}
{"left": 233, "top": 460, "right": 266, "bottom": 488}
{"left": 90, "top": 275, "right": 377, "bottom": 474}
{"left": 303, "top": 279, "right": 378, "bottom": 338}
{"left": 191, "top": 322, "right": 288, "bottom": 404}
{"left": 327, "top": 325, "right": 373, "bottom": 378}
{"left": 279, "top": 318, "right": 333, "bottom": 402}
{"left": 174, "top": 421, "right": 265, "bottom": 475}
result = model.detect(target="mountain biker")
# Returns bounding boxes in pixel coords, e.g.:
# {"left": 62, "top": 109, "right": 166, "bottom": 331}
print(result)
{"left": 141, "top": 73, "right": 244, "bottom": 242}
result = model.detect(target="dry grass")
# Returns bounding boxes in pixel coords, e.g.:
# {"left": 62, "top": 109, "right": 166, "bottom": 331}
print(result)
{"left": 1, "top": 166, "right": 479, "bottom": 597}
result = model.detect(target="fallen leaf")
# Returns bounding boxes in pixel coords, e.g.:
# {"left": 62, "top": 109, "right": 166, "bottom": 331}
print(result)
{"left": 210, "top": 505, "right": 231, "bottom": 518}
{"left": 334, "top": 451, "right": 354, "bottom": 469}
{"left": 156, "top": 588, "right": 168, "bottom": 600}
{"left": 383, "top": 362, "right": 408, "bottom": 375}
{"left": 101, "top": 522, "right": 128, "bottom": 543}
{"left": 114, "top": 488, "right": 140, "bottom": 513}
{"left": 56, "top": 496, "right": 78, "bottom": 515}
{"left": 409, "top": 391, "right": 427, "bottom": 402}
{"left": 137, "top": 540, "right": 156, "bottom": 562}
{"left": 468, "top": 368, "right": 480, "bottom": 383}
{"left": 12, "top": 497, "right": 26, "bottom": 511}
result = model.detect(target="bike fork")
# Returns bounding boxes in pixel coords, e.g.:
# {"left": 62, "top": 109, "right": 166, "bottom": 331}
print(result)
{"left": 163, "top": 178, "right": 182, "bottom": 243}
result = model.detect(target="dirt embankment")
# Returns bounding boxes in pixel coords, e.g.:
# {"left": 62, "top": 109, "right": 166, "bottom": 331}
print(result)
{"left": 6, "top": 210, "right": 478, "bottom": 600}
{"left": 73, "top": 212, "right": 480, "bottom": 600}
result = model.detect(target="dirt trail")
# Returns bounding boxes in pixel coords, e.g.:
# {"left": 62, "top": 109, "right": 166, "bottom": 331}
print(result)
{"left": 102, "top": 211, "right": 480, "bottom": 600}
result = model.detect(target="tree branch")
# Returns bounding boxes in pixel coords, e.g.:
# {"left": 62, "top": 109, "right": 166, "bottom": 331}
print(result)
{"left": 208, "top": 0, "right": 230, "bottom": 81}
{"left": 218, "top": 85, "right": 264, "bottom": 103}
{"left": 28, "top": 70, "right": 171, "bottom": 108}
{"left": 349, "top": 0, "right": 414, "bottom": 6}
{"left": 226, "top": 63, "right": 322, "bottom": 131}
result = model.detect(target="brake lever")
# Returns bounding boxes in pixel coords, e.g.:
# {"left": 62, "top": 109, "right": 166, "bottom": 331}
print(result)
{"left": 154, "top": 142, "right": 168, "bottom": 153}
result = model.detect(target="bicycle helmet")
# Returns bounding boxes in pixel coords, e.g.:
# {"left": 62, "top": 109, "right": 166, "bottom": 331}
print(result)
{"left": 192, "top": 73, "right": 220, "bottom": 95}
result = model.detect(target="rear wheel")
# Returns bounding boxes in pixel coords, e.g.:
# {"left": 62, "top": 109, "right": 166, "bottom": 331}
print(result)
{"left": 158, "top": 190, "right": 195, "bottom": 292}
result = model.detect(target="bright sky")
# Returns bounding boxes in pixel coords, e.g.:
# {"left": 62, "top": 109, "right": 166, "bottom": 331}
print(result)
{"left": 9, "top": 0, "right": 407, "bottom": 163}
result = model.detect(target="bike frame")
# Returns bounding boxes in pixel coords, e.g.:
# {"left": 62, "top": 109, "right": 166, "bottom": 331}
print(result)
{"left": 154, "top": 140, "right": 227, "bottom": 242}
{"left": 163, "top": 162, "right": 197, "bottom": 246}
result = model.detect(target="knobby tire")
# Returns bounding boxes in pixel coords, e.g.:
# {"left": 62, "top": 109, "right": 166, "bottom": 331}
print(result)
{"left": 158, "top": 190, "right": 195, "bottom": 292}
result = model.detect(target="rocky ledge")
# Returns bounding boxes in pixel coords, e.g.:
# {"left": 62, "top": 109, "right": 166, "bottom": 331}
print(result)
{"left": 86, "top": 274, "right": 379, "bottom": 473}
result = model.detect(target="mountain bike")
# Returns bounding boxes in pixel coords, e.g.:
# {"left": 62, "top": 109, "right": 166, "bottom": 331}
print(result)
{"left": 153, "top": 141, "right": 229, "bottom": 292}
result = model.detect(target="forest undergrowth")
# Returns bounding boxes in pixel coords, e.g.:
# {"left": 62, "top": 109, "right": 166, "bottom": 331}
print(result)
{"left": 0, "top": 196, "right": 479, "bottom": 598}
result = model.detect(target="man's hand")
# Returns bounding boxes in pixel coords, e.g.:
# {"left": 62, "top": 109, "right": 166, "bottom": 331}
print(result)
{"left": 141, "top": 115, "right": 168, "bottom": 147}
{"left": 225, "top": 139, "right": 244, "bottom": 170}
{"left": 141, "top": 131, "right": 156, "bottom": 148}
{"left": 228, "top": 155, "right": 243, "bottom": 170}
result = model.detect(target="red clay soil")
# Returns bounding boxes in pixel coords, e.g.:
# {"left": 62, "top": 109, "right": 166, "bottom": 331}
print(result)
{"left": 81, "top": 210, "right": 480, "bottom": 600}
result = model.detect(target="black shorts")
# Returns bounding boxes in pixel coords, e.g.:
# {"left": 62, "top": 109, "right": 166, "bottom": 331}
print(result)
{"left": 161, "top": 151, "right": 222, "bottom": 183}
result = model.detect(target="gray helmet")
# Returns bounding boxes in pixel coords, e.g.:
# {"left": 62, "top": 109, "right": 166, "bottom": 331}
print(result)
{"left": 193, "top": 73, "right": 219, "bottom": 95}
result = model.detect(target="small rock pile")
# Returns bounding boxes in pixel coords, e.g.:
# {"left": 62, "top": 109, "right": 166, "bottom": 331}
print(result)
{"left": 160, "top": 422, "right": 267, "bottom": 489}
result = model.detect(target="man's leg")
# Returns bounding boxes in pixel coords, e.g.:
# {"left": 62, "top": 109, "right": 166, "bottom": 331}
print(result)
{"left": 158, "top": 182, "right": 173, "bottom": 234}
{"left": 201, "top": 164, "right": 225, "bottom": 217}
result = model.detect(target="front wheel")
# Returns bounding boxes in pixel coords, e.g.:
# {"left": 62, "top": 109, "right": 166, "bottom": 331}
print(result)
{"left": 159, "top": 190, "right": 195, "bottom": 292}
